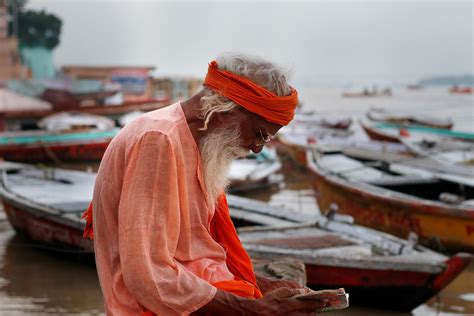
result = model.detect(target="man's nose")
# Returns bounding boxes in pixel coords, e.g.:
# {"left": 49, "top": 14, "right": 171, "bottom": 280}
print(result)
{"left": 250, "top": 144, "right": 264, "bottom": 154}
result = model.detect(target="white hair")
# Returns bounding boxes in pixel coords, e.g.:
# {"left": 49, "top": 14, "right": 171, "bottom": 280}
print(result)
{"left": 198, "top": 52, "right": 292, "bottom": 130}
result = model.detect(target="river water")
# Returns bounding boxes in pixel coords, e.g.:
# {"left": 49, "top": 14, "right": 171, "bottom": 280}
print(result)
{"left": 0, "top": 86, "right": 472, "bottom": 315}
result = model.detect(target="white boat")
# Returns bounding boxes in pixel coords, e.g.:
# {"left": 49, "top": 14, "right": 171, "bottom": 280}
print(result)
{"left": 118, "top": 111, "right": 145, "bottom": 127}
{"left": 228, "top": 147, "right": 283, "bottom": 192}
{"left": 293, "top": 113, "right": 352, "bottom": 130}
{"left": 37, "top": 111, "right": 116, "bottom": 131}
{"left": 367, "top": 108, "right": 453, "bottom": 129}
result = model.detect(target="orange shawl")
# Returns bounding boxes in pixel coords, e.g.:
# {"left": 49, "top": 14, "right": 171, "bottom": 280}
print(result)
{"left": 204, "top": 60, "right": 298, "bottom": 126}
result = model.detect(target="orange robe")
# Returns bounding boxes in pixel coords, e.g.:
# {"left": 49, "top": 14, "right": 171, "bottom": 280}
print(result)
{"left": 92, "top": 103, "right": 239, "bottom": 315}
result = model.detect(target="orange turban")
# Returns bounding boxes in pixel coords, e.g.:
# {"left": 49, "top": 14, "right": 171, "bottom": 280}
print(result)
{"left": 204, "top": 61, "right": 299, "bottom": 126}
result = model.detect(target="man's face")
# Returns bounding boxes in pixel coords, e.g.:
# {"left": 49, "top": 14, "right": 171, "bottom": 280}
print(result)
{"left": 198, "top": 107, "right": 284, "bottom": 204}
{"left": 231, "top": 107, "right": 284, "bottom": 154}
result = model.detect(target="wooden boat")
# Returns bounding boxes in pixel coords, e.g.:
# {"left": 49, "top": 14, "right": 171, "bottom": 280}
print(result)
{"left": 449, "top": 86, "right": 473, "bottom": 94}
{"left": 3, "top": 99, "right": 169, "bottom": 131}
{"left": 306, "top": 147, "right": 474, "bottom": 252}
{"left": 406, "top": 84, "right": 424, "bottom": 90}
{"left": 293, "top": 113, "right": 352, "bottom": 130}
{"left": 228, "top": 148, "right": 283, "bottom": 192}
{"left": 367, "top": 108, "right": 453, "bottom": 129}
{"left": 402, "top": 138, "right": 474, "bottom": 166}
{"left": 118, "top": 111, "right": 145, "bottom": 127}
{"left": 342, "top": 88, "right": 392, "bottom": 98}
{"left": 0, "top": 163, "right": 95, "bottom": 260}
{"left": 224, "top": 195, "right": 473, "bottom": 311}
{"left": 361, "top": 120, "right": 474, "bottom": 143}
{"left": 1, "top": 163, "right": 470, "bottom": 311}
{"left": 0, "top": 128, "right": 119, "bottom": 163}
{"left": 239, "top": 222, "right": 471, "bottom": 311}
{"left": 361, "top": 120, "right": 403, "bottom": 143}
{"left": 276, "top": 129, "right": 407, "bottom": 169}
{"left": 37, "top": 112, "right": 116, "bottom": 131}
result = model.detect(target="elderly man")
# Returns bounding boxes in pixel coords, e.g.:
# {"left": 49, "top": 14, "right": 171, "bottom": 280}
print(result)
{"left": 84, "top": 53, "right": 327, "bottom": 315}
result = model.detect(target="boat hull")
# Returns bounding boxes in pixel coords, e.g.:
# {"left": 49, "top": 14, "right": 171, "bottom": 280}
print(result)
{"left": 274, "top": 138, "right": 307, "bottom": 169}
{"left": 0, "top": 140, "right": 111, "bottom": 162}
{"left": 361, "top": 122, "right": 402, "bottom": 143}
{"left": 305, "top": 254, "right": 469, "bottom": 311}
{"left": 1, "top": 198, "right": 94, "bottom": 260}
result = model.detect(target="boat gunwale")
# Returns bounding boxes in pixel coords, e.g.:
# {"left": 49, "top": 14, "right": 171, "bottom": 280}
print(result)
{"left": 242, "top": 242, "right": 446, "bottom": 273}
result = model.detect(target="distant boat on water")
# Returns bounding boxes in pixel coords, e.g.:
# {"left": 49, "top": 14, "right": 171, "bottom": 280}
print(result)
{"left": 361, "top": 121, "right": 474, "bottom": 144}
{"left": 367, "top": 108, "right": 453, "bottom": 129}
{"left": 342, "top": 87, "right": 392, "bottom": 98}
{"left": 406, "top": 84, "right": 424, "bottom": 90}
{"left": 293, "top": 113, "right": 352, "bottom": 130}
{"left": 449, "top": 86, "right": 473, "bottom": 94}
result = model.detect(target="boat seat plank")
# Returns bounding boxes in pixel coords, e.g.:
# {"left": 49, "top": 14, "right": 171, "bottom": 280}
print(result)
{"left": 50, "top": 201, "right": 90, "bottom": 213}
{"left": 229, "top": 208, "right": 294, "bottom": 227}
{"left": 5, "top": 168, "right": 95, "bottom": 207}
{"left": 247, "top": 234, "right": 357, "bottom": 250}
{"left": 227, "top": 194, "right": 317, "bottom": 223}
{"left": 320, "top": 154, "right": 393, "bottom": 182}
{"left": 368, "top": 176, "right": 439, "bottom": 186}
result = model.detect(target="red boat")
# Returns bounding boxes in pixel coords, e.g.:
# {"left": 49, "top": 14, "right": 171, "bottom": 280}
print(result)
{"left": 223, "top": 196, "right": 472, "bottom": 311}
{"left": 0, "top": 164, "right": 95, "bottom": 261}
{"left": 0, "top": 128, "right": 119, "bottom": 163}
{"left": 240, "top": 224, "right": 471, "bottom": 311}
{"left": 449, "top": 86, "right": 473, "bottom": 94}
{"left": 361, "top": 120, "right": 474, "bottom": 144}
{"left": 360, "top": 120, "right": 404, "bottom": 143}
{"left": 2, "top": 99, "right": 169, "bottom": 131}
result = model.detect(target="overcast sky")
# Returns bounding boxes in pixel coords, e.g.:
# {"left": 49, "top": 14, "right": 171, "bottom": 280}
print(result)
{"left": 27, "top": 0, "right": 473, "bottom": 84}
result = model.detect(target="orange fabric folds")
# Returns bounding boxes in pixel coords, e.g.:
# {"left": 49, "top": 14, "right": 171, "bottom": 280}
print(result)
{"left": 209, "top": 194, "right": 263, "bottom": 299}
{"left": 82, "top": 203, "right": 93, "bottom": 239}
{"left": 204, "top": 61, "right": 298, "bottom": 126}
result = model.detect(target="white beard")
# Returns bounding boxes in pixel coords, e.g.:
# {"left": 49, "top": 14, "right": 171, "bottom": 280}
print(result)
{"left": 199, "top": 121, "right": 249, "bottom": 205}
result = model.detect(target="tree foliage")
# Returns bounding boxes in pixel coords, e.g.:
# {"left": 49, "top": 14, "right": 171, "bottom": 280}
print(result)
{"left": 18, "top": 10, "right": 62, "bottom": 49}
{"left": 7, "top": 0, "right": 28, "bottom": 35}
{"left": 7, "top": 1, "right": 62, "bottom": 50}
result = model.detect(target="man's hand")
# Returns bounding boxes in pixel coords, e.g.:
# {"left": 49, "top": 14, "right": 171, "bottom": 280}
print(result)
{"left": 256, "top": 275, "right": 302, "bottom": 294}
{"left": 194, "top": 288, "right": 329, "bottom": 316}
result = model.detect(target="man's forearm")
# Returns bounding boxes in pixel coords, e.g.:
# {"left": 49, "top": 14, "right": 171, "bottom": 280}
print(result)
{"left": 192, "top": 286, "right": 326, "bottom": 315}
